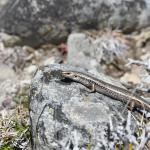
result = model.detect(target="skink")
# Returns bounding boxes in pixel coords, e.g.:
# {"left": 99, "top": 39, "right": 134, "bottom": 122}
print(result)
{"left": 62, "top": 70, "right": 150, "bottom": 112}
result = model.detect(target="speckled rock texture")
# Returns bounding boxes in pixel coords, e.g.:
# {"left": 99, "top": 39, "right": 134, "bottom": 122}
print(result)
{"left": 1, "top": 0, "right": 150, "bottom": 46}
{"left": 29, "top": 64, "right": 137, "bottom": 150}
{"left": 67, "top": 32, "right": 128, "bottom": 71}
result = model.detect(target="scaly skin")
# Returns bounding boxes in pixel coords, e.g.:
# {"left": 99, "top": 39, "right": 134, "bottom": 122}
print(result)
{"left": 62, "top": 70, "right": 150, "bottom": 112}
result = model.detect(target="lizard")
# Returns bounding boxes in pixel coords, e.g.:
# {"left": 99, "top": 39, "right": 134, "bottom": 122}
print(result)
{"left": 62, "top": 70, "right": 150, "bottom": 112}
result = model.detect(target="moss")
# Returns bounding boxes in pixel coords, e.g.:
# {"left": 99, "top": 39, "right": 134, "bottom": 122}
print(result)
{"left": 13, "top": 94, "right": 28, "bottom": 108}
{"left": 0, "top": 144, "right": 12, "bottom": 150}
{"left": 86, "top": 143, "right": 92, "bottom": 150}
{"left": 0, "top": 93, "right": 29, "bottom": 149}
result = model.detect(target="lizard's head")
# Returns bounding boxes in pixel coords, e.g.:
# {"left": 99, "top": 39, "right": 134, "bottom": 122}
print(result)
{"left": 62, "top": 71, "right": 81, "bottom": 81}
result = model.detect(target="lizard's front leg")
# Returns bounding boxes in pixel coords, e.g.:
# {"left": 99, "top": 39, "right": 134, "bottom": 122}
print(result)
{"left": 87, "top": 83, "right": 96, "bottom": 93}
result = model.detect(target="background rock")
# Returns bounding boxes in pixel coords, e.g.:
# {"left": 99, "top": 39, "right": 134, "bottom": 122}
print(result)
{"left": 67, "top": 32, "right": 129, "bottom": 71}
{"left": 0, "top": 32, "right": 21, "bottom": 47}
{"left": 0, "top": 64, "right": 18, "bottom": 109}
{"left": 1, "top": 0, "right": 150, "bottom": 46}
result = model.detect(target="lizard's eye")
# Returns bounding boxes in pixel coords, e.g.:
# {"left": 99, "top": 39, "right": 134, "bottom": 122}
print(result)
{"left": 66, "top": 73, "right": 70, "bottom": 75}
{"left": 73, "top": 75, "right": 78, "bottom": 78}
{"left": 63, "top": 72, "right": 70, "bottom": 75}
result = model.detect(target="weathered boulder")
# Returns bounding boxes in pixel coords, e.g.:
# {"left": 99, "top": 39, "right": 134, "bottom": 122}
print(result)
{"left": 1, "top": 0, "right": 150, "bottom": 46}
{"left": 29, "top": 64, "right": 140, "bottom": 150}
{"left": 67, "top": 32, "right": 129, "bottom": 71}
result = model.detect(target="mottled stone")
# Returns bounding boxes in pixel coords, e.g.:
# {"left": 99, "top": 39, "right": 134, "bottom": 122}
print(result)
{"left": 0, "top": 32, "right": 21, "bottom": 47}
{"left": 0, "top": 0, "right": 150, "bottom": 46}
{"left": 29, "top": 64, "right": 137, "bottom": 150}
{"left": 67, "top": 32, "right": 128, "bottom": 71}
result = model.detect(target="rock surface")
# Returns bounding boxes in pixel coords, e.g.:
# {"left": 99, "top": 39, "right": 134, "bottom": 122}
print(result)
{"left": 1, "top": 0, "right": 150, "bottom": 46}
{"left": 29, "top": 64, "right": 137, "bottom": 150}
{"left": 67, "top": 32, "right": 128, "bottom": 71}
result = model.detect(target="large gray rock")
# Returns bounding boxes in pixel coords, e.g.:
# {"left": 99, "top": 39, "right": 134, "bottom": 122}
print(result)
{"left": 29, "top": 64, "right": 147, "bottom": 150}
{"left": 1, "top": 0, "right": 150, "bottom": 46}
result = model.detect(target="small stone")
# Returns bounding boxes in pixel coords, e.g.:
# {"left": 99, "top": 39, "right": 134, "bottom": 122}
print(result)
{"left": 25, "top": 65, "right": 37, "bottom": 75}
{"left": 43, "top": 56, "right": 62, "bottom": 65}
{"left": 0, "top": 32, "right": 21, "bottom": 47}
{"left": 0, "top": 64, "right": 16, "bottom": 82}
{"left": 2, "top": 97, "right": 12, "bottom": 108}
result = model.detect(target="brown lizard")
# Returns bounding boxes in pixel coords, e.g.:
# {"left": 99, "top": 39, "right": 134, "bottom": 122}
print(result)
{"left": 62, "top": 70, "right": 150, "bottom": 112}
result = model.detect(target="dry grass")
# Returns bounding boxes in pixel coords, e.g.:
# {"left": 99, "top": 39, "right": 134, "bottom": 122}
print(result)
{"left": 0, "top": 95, "right": 30, "bottom": 150}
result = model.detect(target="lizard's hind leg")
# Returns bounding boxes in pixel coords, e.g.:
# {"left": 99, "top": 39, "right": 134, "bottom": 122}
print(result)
{"left": 121, "top": 99, "right": 133, "bottom": 114}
